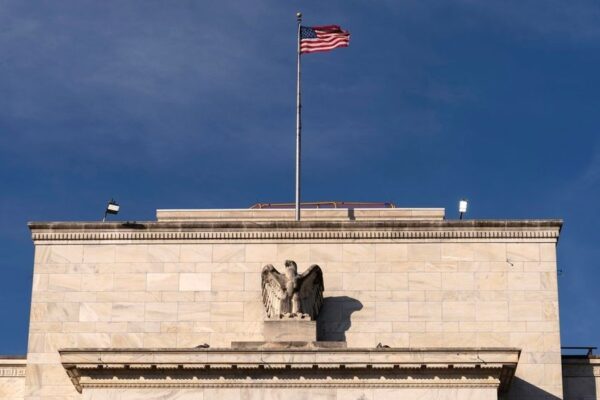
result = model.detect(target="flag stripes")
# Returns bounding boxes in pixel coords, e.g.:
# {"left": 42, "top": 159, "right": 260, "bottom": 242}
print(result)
{"left": 300, "top": 25, "right": 350, "bottom": 54}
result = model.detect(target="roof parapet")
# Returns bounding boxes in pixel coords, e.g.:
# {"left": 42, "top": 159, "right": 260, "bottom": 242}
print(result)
{"left": 156, "top": 208, "right": 445, "bottom": 222}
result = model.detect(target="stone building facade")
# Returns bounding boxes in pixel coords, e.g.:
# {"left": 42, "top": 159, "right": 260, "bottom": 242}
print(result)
{"left": 2, "top": 207, "right": 595, "bottom": 399}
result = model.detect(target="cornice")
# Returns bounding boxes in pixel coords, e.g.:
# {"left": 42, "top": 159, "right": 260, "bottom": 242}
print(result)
{"left": 0, "top": 358, "right": 27, "bottom": 378}
{"left": 29, "top": 220, "right": 562, "bottom": 243}
{"left": 0, "top": 367, "right": 26, "bottom": 377}
{"left": 60, "top": 347, "right": 520, "bottom": 393}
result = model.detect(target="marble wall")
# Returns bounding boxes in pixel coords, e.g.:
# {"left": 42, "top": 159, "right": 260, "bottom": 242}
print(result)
{"left": 24, "top": 216, "right": 563, "bottom": 399}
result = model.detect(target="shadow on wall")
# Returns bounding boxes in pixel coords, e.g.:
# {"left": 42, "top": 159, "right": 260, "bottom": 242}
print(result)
{"left": 505, "top": 377, "right": 561, "bottom": 400}
{"left": 561, "top": 356, "right": 598, "bottom": 400}
{"left": 316, "top": 296, "right": 363, "bottom": 341}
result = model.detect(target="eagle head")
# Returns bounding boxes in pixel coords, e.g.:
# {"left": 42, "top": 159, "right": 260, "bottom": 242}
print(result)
{"left": 284, "top": 260, "right": 298, "bottom": 275}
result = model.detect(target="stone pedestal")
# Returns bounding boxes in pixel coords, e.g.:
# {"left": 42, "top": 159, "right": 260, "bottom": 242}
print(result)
{"left": 263, "top": 320, "right": 316, "bottom": 342}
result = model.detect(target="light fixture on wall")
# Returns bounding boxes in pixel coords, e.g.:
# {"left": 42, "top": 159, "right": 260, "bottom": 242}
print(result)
{"left": 103, "top": 199, "right": 120, "bottom": 222}
{"left": 459, "top": 199, "right": 468, "bottom": 220}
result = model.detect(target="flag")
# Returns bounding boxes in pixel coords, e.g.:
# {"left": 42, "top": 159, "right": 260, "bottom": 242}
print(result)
{"left": 300, "top": 25, "right": 350, "bottom": 54}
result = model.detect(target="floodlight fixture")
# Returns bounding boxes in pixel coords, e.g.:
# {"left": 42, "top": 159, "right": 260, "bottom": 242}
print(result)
{"left": 103, "top": 199, "right": 120, "bottom": 222}
{"left": 459, "top": 199, "right": 468, "bottom": 220}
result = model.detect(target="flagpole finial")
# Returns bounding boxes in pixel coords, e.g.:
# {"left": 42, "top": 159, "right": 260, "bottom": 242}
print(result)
{"left": 297, "top": 12, "right": 302, "bottom": 22}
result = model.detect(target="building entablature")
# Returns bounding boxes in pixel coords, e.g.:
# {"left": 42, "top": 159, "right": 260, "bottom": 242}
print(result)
{"left": 29, "top": 211, "right": 562, "bottom": 244}
{"left": 60, "top": 347, "right": 520, "bottom": 394}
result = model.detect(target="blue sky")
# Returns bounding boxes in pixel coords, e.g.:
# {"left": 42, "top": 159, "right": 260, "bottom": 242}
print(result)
{"left": 1, "top": 1, "right": 599, "bottom": 354}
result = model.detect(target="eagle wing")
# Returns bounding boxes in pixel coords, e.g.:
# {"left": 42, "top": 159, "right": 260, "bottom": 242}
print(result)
{"left": 261, "top": 264, "right": 287, "bottom": 318}
{"left": 298, "top": 264, "right": 324, "bottom": 320}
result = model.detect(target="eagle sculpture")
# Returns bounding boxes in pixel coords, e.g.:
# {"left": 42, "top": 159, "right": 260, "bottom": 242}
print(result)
{"left": 261, "top": 260, "right": 324, "bottom": 320}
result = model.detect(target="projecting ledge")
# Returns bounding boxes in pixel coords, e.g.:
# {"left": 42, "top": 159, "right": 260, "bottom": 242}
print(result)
{"left": 60, "top": 347, "right": 520, "bottom": 394}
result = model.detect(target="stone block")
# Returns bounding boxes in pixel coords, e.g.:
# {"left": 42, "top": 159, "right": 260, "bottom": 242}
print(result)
{"left": 374, "top": 243, "right": 408, "bottom": 262}
{"left": 310, "top": 244, "right": 343, "bottom": 262}
{"left": 263, "top": 320, "right": 317, "bottom": 342}
{"left": 213, "top": 244, "right": 245, "bottom": 262}
{"left": 342, "top": 243, "right": 376, "bottom": 262}
{"left": 509, "top": 301, "right": 542, "bottom": 321}
{"left": 543, "top": 301, "right": 559, "bottom": 321}
{"left": 180, "top": 273, "right": 211, "bottom": 291}
{"left": 539, "top": 243, "right": 557, "bottom": 262}
{"left": 96, "top": 322, "right": 128, "bottom": 333}
{"left": 408, "top": 272, "right": 441, "bottom": 290}
{"left": 76, "top": 333, "right": 111, "bottom": 347}
{"left": 48, "top": 274, "right": 81, "bottom": 292}
{"left": 48, "top": 245, "right": 83, "bottom": 264}
{"left": 441, "top": 272, "right": 475, "bottom": 290}
{"left": 212, "top": 273, "right": 244, "bottom": 292}
{"left": 210, "top": 302, "right": 244, "bottom": 321}
{"left": 426, "top": 321, "right": 459, "bottom": 332}
{"left": 177, "top": 333, "right": 211, "bottom": 347}
{"left": 79, "top": 302, "right": 112, "bottom": 322}
{"left": 111, "top": 303, "right": 145, "bottom": 322}
{"left": 147, "top": 273, "right": 179, "bottom": 291}
{"left": 407, "top": 243, "right": 441, "bottom": 261}
{"left": 243, "top": 301, "right": 264, "bottom": 321}
{"left": 31, "top": 274, "right": 48, "bottom": 292}
{"left": 161, "top": 321, "right": 193, "bottom": 333}
{"left": 472, "top": 243, "right": 506, "bottom": 261}
{"left": 276, "top": 244, "right": 310, "bottom": 262}
{"left": 148, "top": 244, "right": 180, "bottom": 262}
{"left": 145, "top": 302, "right": 178, "bottom": 321}
{"left": 375, "top": 302, "right": 408, "bottom": 321}
{"left": 83, "top": 245, "right": 116, "bottom": 263}
{"left": 162, "top": 291, "right": 195, "bottom": 302}
{"left": 508, "top": 272, "right": 541, "bottom": 290}
{"left": 114, "top": 273, "right": 146, "bottom": 291}
{"left": 476, "top": 272, "right": 507, "bottom": 290}
{"left": 392, "top": 291, "right": 425, "bottom": 302}
{"left": 143, "top": 333, "right": 177, "bottom": 347}
{"left": 375, "top": 273, "right": 408, "bottom": 290}
{"left": 324, "top": 272, "right": 343, "bottom": 290}
{"left": 44, "top": 332, "right": 77, "bottom": 351}
{"left": 540, "top": 271, "right": 558, "bottom": 291}
{"left": 164, "top": 262, "right": 195, "bottom": 272}
{"left": 81, "top": 273, "right": 114, "bottom": 292}
{"left": 245, "top": 244, "right": 278, "bottom": 262}
{"left": 111, "top": 333, "right": 144, "bottom": 347}
{"left": 178, "top": 302, "right": 210, "bottom": 321}
{"left": 441, "top": 243, "right": 474, "bottom": 261}
{"left": 45, "top": 302, "right": 79, "bottom": 322}
{"left": 392, "top": 321, "right": 426, "bottom": 332}
{"left": 352, "top": 321, "right": 392, "bottom": 333}
{"left": 476, "top": 301, "right": 508, "bottom": 321}
{"left": 409, "top": 302, "right": 441, "bottom": 321}
{"left": 128, "top": 321, "right": 161, "bottom": 333}
{"left": 121, "top": 262, "right": 163, "bottom": 273}
{"left": 115, "top": 245, "right": 149, "bottom": 263}
{"left": 506, "top": 243, "right": 540, "bottom": 262}
{"left": 442, "top": 301, "right": 475, "bottom": 321}
{"left": 343, "top": 273, "right": 375, "bottom": 291}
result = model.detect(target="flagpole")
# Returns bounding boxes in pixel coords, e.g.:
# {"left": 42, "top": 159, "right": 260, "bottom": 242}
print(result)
{"left": 295, "top": 12, "right": 302, "bottom": 221}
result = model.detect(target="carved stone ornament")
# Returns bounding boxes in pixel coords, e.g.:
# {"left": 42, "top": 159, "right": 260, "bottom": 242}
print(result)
{"left": 261, "top": 260, "right": 324, "bottom": 320}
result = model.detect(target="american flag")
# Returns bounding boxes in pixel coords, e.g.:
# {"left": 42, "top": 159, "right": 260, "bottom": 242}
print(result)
{"left": 300, "top": 25, "right": 350, "bottom": 54}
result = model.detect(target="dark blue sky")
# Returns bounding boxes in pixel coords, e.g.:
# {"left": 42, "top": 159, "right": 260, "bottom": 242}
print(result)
{"left": 1, "top": 1, "right": 599, "bottom": 354}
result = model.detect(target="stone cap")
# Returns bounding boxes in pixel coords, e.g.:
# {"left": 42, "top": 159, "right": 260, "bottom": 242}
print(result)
{"left": 156, "top": 208, "right": 446, "bottom": 222}
{"left": 0, "top": 355, "right": 26, "bottom": 360}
